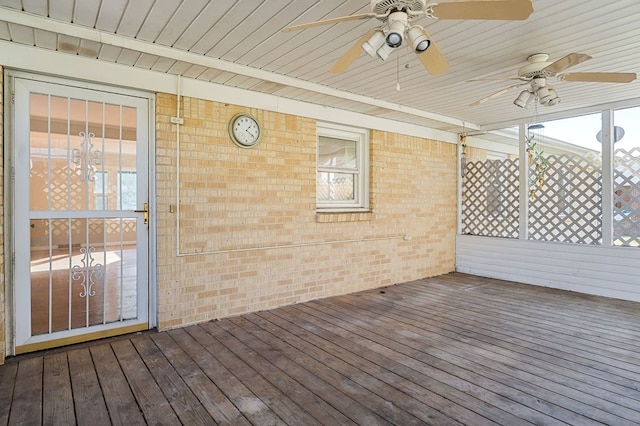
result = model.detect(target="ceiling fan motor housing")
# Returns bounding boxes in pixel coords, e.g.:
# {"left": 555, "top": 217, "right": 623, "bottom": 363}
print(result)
{"left": 371, "top": 0, "right": 426, "bottom": 15}
{"left": 518, "top": 53, "right": 555, "bottom": 79}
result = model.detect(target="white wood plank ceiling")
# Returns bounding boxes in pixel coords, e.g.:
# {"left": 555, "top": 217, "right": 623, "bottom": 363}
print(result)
{"left": 1, "top": 0, "right": 639, "bottom": 131}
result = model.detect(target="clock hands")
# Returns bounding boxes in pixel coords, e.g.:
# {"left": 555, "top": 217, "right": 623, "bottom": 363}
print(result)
{"left": 245, "top": 126, "right": 257, "bottom": 138}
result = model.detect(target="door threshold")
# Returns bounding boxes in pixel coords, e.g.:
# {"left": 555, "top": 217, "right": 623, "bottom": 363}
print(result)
{"left": 15, "top": 323, "right": 150, "bottom": 355}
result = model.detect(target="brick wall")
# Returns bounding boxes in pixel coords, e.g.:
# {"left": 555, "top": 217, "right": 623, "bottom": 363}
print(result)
{"left": 155, "top": 93, "right": 457, "bottom": 330}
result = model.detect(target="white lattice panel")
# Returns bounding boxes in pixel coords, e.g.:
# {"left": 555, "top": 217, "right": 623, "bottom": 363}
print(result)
{"left": 614, "top": 147, "right": 640, "bottom": 247}
{"left": 462, "top": 159, "right": 519, "bottom": 238}
{"left": 317, "top": 174, "right": 354, "bottom": 201}
{"left": 529, "top": 154, "right": 602, "bottom": 245}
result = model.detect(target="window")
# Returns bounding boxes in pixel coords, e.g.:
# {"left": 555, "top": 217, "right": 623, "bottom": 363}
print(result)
{"left": 613, "top": 106, "right": 640, "bottom": 247}
{"left": 316, "top": 123, "right": 369, "bottom": 211}
{"left": 94, "top": 171, "right": 108, "bottom": 210}
{"left": 117, "top": 171, "right": 137, "bottom": 210}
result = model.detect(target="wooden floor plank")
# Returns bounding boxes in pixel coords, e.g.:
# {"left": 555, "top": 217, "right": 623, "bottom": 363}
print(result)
{"left": 67, "top": 348, "right": 111, "bottom": 426}
{"left": 110, "top": 339, "right": 180, "bottom": 425}
{"left": 247, "top": 311, "right": 463, "bottom": 426}
{"left": 408, "top": 279, "right": 640, "bottom": 360}
{"left": 186, "top": 324, "right": 318, "bottom": 426}
{"left": 150, "top": 330, "right": 254, "bottom": 425}
{"left": 467, "top": 284, "right": 640, "bottom": 338}
{"left": 202, "top": 320, "right": 359, "bottom": 425}
{"left": 395, "top": 280, "right": 640, "bottom": 385}
{"left": 0, "top": 362, "right": 18, "bottom": 426}
{"left": 409, "top": 277, "right": 640, "bottom": 347}
{"left": 129, "top": 334, "right": 215, "bottom": 425}
{"left": 437, "top": 274, "right": 640, "bottom": 335}
{"left": 4, "top": 272, "right": 640, "bottom": 425}
{"left": 42, "top": 352, "right": 75, "bottom": 425}
{"left": 90, "top": 343, "right": 146, "bottom": 425}
{"left": 162, "top": 328, "right": 254, "bottom": 425}
{"left": 324, "top": 292, "right": 639, "bottom": 425}
{"left": 220, "top": 316, "right": 395, "bottom": 426}
{"left": 285, "top": 303, "right": 548, "bottom": 426}
{"left": 357, "top": 284, "right": 640, "bottom": 406}
{"left": 274, "top": 306, "right": 524, "bottom": 426}
{"left": 8, "top": 357, "right": 43, "bottom": 426}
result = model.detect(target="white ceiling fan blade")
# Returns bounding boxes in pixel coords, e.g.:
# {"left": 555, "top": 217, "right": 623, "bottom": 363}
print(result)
{"left": 282, "top": 13, "right": 375, "bottom": 32}
{"left": 329, "top": 31, "right": 375, "bottom": 73}
{"left": 412, "top": 31, "right": 450, "bottom": 75}
{"left": 469, "top": 82, "right": 529, "bottom": 107}
{"left": 562, "top": 72, "right": 637, "bottom": 83}
{"left": 432, "top": 0, "right": 534, "bottom": 20}
{"left": 543, "top": 53, "right": 592, "bottom": 73}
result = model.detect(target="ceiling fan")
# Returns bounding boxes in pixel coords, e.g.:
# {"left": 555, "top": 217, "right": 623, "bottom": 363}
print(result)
{"left": 282, "top": 0, "right": 534, "bottom": 75}
{"left": 469, "top": 53, "right": 637, "bottom": 108}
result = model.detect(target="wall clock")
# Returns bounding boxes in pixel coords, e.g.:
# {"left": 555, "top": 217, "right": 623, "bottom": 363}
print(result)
{"left": 229, "top": 113, "right": 262, "bottom": 148}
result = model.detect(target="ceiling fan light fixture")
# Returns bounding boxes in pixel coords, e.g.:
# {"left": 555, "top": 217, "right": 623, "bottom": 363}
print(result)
{"left": 407, "top": 26, "right": 430, "bottom": 53}
{"left": 513, "top": 90, "right": 531, "bottom": 108}
{"left": 377, "top": 43, "right": 395, "bottom": 61}
{"left": 386, "top": 11, "right": 407, "bottom": 47}
{"left": 547, "top": 96, "right": 560, "bottom": 106}
{"left": 362, "top": 30, "right": 386, "bottom": 58}
{"left": 546, "top": 87, "right": 560, "bottom": 106}
{"left": 537, "top": 86, "right": 552, "bottom": 105}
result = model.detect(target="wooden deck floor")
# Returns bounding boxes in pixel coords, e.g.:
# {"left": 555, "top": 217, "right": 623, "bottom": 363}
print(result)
{"left": 2, "top": 272, "right": 640, "bottom": 425}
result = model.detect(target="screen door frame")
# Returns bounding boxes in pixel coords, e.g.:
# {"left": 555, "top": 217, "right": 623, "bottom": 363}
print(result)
{"left": 7, "top": 71, "right": 156, "bottom": 355}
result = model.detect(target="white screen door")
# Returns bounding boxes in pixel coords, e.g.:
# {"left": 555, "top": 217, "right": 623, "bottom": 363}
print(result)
{"left": 12, "top": 76, "right": 151, "bottom": 353}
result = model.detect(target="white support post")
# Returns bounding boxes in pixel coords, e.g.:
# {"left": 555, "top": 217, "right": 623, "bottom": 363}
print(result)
{"left": 601, "top": 110, "right": 614, "bottom": 246}
{"left": 518, "top": 123, "right": 528, "bottom": 240}
{"left": 457, "top": 136, "right": 463, "bottom": 236}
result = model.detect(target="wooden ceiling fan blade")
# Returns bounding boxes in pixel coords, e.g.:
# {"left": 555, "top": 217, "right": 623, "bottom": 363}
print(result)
{"left": 469, "top": 82, "right": 528, "bottom": 107}
{"left": 413, "top": 34, "right": 450, "bottom": 75}
{"left": 562, "top": 72, "right": 637, "bottom": 83}
{"left": 432, "top": 0, "right": 534, "bottom": 20}
{"left": 329, "top": 31, "right": 374, "bottom": 73}
{"left": 543, "top": 53, "right": 592, "bottom": 73}
{"left": 282, "top": 13, "right": 375, "bottom": 32}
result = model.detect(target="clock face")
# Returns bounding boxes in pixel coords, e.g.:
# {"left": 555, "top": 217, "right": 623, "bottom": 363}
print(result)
{"left": 230, "top": 114, "right": 261, "bottom": 148}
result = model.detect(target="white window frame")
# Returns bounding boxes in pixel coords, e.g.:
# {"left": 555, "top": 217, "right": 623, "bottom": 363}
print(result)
{"left": 316, "top": 122, "right": 369, "bottom": 212}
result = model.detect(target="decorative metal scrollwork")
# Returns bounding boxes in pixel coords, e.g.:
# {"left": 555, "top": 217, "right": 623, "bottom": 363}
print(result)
{"left": 72, "top": 246, "right": 103, "bottom": 298}
{"left": 71, "top": 132, "right": 102, "bottom": 182}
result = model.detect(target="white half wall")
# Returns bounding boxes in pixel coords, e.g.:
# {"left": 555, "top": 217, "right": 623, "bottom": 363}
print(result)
{"left": 456, "top": 235, "right": 640, "bottom": 302}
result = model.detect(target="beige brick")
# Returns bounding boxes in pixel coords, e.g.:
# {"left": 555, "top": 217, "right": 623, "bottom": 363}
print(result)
{"left": 154, "top": 93, "right": 457, "bottom": 332}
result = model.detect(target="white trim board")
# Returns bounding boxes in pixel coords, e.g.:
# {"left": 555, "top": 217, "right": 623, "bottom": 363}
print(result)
{"left": 0, "top": 40, "right": 459, "bottom": 144}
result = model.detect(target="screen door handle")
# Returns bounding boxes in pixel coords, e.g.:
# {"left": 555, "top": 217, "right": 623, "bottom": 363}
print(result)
{"left": 134, "top": 203, "right": 149, "bottom": 224}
